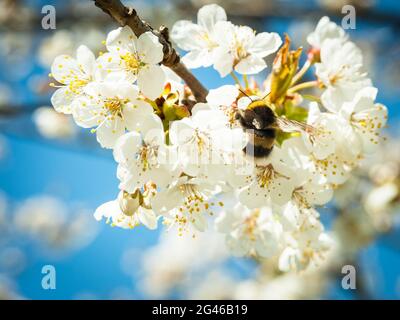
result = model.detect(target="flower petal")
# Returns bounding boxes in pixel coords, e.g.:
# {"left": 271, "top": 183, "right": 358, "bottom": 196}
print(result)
{"left": 197, "top": 4, "right": 227, "bottom": 34}
{"left": 96, "top": 116, "right": 126, "bottom": 149}
{"left": 207, "top": 85, "right": 238, "bottom": 106}
{"left": 71, "top": 97, "right": 102, "bottom": 128}
{"left": 235, "top": 55, "right": 267, "bottom": 75}
{"left": 182, "top": 49, "right": 214, "bottom": 69}
{"left": 94, "top": 200, "right": 120, "bottom": 221}
{"left": 113, "top": 131, "right": 142, "bottom": 163}
{"left": 106, "top": 26, "right": 137, "bottom": 54}
{"left": 137, "top": 65, "right": 166, "bottom": 99}
{"left": 51, "top": 55, "right": 81, "bottom": 84}
{"left": 171, "top": 20, "right": 204, "bottom": 51}
{"left": 141, "top": 114, "right": 165, "bottom": 145}
{"left": 51, "top": 87, "right": 74, "bottom": 114}
{"left": 249, "top": 32, "right": 282, "bottom": 57}
{"left": 96, "top": 52, "right": 135, "bottom": 83}
{"left": 76, "top": 45, "right": 96, "bottom": 76}
{"left": 123, "top": 100, "right": 154, "bottom": 132}
{"left": 137, "top": 32, "right": 163, "bottom": 64}
{"left": 138, "top": 208, "right": 158, "bottom": 230}
{"left": 117, "top": 83, "right": 139, "bottom": 102}
{"left": 169, "top": 118, "right": 194, "bottom": 145}
{"left": 152, "top": 188, "right": 182, "bottom": 213}
{"left": 213, "top": 48, "right": 234, "bottom": 77}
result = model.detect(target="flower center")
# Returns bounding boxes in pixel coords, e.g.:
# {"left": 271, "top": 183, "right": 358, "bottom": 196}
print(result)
{"left": 328, "top": 65, "right": 350, "bottom": 85}
{"left": 293, "top": 187, "right": 311, "bottom": 208}
{"left": 179, "top": 184, "right": 207, "bottom": 208}
{"left": 236, "top": 43, "right": 248, "bottom": 61}
{"left": 256, "top": 164, "right": 275, "bottom": 188}
{"left": 308, "top": 125, "right": 332, "bottom": 147}
{"left": 256, "top": 164, "right": 289, "bottom": 189}
{"left": 104, "top": 97, "right": 127, "bottom": 118}
{"left": 139, "top": 144, "right": 159, "bottom": 171}
{"left": 200, "top": 32, "right": 218, "bottom": 49}
{"left": 68, "top": 78, "right": 89, "bottom": 94}
{"left": 231, "top": 30, "right": 252, "bottom": 64}
{"left": 172, "top": 183, "right": 223, "bottom": 235}
{"left": 243, "top": 209, "right": 260, "bottom": 241}
{"left": 351, "top": 109, "right": 386, "bottom": 146}
{"left": 188, "top": 129, "right": 210, "bottom": 156}
{"left": 120, "top": 52, "right": 143, "bottom": 74}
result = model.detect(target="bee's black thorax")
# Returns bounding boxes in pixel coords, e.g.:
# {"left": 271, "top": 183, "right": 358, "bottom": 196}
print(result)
{"left": 236, "top": 105, "right": 276, "bottom": 131}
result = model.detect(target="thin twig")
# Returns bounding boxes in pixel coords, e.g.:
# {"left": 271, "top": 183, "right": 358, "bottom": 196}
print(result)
{"left": 291, "top": 59, "right": 312, "bottom": 86}
{"left": 287, "top": 80, "right": 319, "bottom": 93}
{"left": 92, "top": 0, "right": 208, "bottom": 103}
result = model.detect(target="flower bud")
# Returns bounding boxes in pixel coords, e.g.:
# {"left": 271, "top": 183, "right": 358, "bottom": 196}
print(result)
{"left": 269, "top": 35, "right": 302, "bottom": 105}
{"left": 118, "top": 190, "right": 142, "bottom": 216}
{"left": 163, "top": 92, "right": 190, "bottom": 122}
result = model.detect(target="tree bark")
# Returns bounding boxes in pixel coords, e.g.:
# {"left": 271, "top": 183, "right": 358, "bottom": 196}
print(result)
{"left": 92, "top": 0, "right": 208, "bottom": 103}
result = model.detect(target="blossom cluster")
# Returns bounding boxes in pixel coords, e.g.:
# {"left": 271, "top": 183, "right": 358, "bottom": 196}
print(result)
{"left": 136, "top": 229, "right": 333, "bottom": 299}
{"left": 333, "top": 137, "right": 400, "bottom": 256}
{"left": 49, "top": 4, "right": 388, "bottom": 271}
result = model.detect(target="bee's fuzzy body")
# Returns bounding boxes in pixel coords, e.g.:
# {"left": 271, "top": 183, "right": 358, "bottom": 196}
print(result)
{"left": 246, "top": 128, "right": 276, "bottom": 157}
{"left": 236, "top": 103, "right": 277, "bottom": 158}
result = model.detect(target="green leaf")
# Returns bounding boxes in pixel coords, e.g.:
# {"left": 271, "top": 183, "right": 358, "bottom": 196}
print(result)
{"left": 284, "top": 101, "right": 308, "bottom": 122}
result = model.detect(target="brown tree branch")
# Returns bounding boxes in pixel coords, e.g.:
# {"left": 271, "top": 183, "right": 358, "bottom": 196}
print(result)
{"left": 92, "top": 0, "right": 208, "bottom": 103}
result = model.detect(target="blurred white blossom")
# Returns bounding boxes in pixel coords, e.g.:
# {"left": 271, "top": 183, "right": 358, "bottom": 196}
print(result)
{"left": 14, "top": 196, "right": 98, "bottom": 251}
{"left": 33, "top": 107, "right": 76, "bottom": 139}
{"left": 138, "top": 231, "right": 227, "bottom": 297}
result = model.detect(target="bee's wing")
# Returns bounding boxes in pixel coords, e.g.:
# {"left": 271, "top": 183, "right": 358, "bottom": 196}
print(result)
{"left": 275, "top": 117, "right": 313, "bottom": 133}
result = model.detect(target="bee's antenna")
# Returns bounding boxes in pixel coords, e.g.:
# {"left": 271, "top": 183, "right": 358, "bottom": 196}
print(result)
{"left": 261, "top": 91, "right": 271, "bottom": 100}
{"left": 238, "top": 88, "right": 254, "bottom": 102}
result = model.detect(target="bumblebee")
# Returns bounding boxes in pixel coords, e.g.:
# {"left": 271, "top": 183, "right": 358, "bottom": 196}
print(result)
{"left": 235, "top": 93, "right": 311, "bottom": 158}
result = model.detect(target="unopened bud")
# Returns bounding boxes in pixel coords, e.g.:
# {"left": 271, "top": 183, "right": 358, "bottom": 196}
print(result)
{"left": 269, "top": 35, "right": 302, "bottom": 105}
{"left": 118, "top": 190, "right": 142, "bottom": 216}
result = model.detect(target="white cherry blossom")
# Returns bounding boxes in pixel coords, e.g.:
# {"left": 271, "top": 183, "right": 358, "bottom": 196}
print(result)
{"left": 169, "top": 103, "right": 246, "bottom": 178}
{"left": 213, "top": 21, "right": 282, "bottom": 76}
{"left": 307, "top": 16, "right": 347, "bottom": 49}
{"left": 339, "top": 87, "right": 388, "bottom": 153}
{"left": 280, "top": 137, "right": 334, "bottom": 208}
{"left": 94, "top": 189, "right": 158, "bottom": 230}
{"left": 216, "top": 203, "right": 282, "bottom": 258}
{"left": 72, "top": 81, "right": 153, "bottom": 148}
{"left": 152, "top": 175, "right": 223, "bottom": 234}
{"left": 300, "top": 103, "right": 362, "bottom": 184}
{"left": 206, "top": 85, "right": 240, "bottom": 126}
{"left": 304, "top": 102, "right": 361, "bottom": 161}
{"left": 280, "top": 132, "right": 350, "bottom": 187}
{"left": 113, "top": 115, "right": 177, "bottom": 193}
{"left": 232, "top": 148, "right": 297, "bottom": 209}
{"left": 279, "top": 208, "right": 333, "bottom": 272}
{"left": 98, "top": 27, "right": 165, "bottom": 99}
{"left": 171, "top": 4, "right": 227, "bottom": 69}
{"left": 50, "top": 45, "right": 99, "bottom": 114}
{"left": 316, "top": 38, "right": 372, "bottom": 112}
